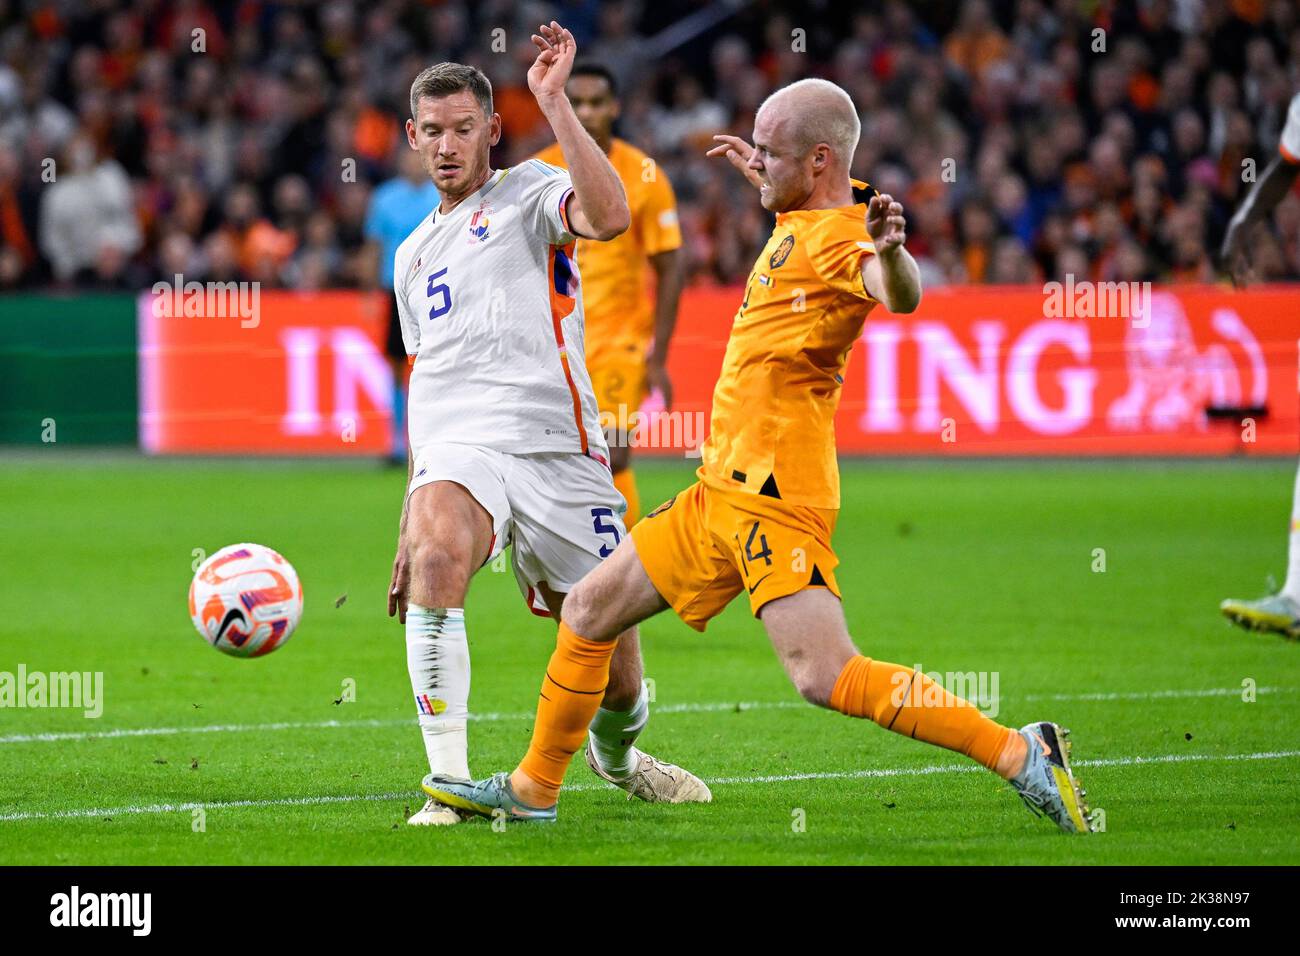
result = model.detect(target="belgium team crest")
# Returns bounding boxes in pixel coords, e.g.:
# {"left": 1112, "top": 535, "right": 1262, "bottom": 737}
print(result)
{"left": 468, "top": 202, "right": 491, "bottom": 243}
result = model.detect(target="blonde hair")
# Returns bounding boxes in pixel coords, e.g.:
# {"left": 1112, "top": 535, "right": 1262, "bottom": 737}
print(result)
{"left": 759, "top": 78, "right": 861, "bottom": 164}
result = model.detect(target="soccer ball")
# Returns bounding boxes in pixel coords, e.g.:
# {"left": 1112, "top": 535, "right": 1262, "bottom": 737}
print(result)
{"left": 189, "top": 543, "right": 304, "bottom": 657}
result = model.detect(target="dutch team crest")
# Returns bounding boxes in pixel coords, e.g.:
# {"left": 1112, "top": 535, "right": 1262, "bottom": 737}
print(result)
{"left": 770, "top": 234, "right": 795, "bottom": 268}
{"left": 468, "top": 202, "right": 491, "bottom": 242}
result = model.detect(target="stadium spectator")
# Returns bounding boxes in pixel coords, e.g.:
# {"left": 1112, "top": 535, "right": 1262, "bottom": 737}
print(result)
{"left": 38, "top": 131, "right": 141, "bottom": 284}
{"left": 0, "top": 140, "right": 39, "bottom": 285}
{"left": 1, "top": 0, "right": 1299, "bottom": 290}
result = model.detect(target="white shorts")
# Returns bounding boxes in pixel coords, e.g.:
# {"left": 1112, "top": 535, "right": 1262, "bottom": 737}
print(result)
{"left": 407, "top": 443, "right": 627, "bottom": 615}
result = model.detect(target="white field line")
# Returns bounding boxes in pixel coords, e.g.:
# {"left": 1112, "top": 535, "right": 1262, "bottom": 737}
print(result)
{"left": 1021, "top": 687, "right": 1272, "bottom": 702}
{"left": 0, "top": 685, "right": 1289, "bottom": 746}
{"left": 0, "top": 705, "right": 801, "bottom": 745}
{"left": 3, "top": 748, "right": 1298, "bottom": 824}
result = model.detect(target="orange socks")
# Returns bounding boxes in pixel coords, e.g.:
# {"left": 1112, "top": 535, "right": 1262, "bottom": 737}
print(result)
{"left": 515, "top": 623, "right": 617, "bottom": 805}
{"left": 612, "top": 467, "right": 640, "bottom": 527}
{"left": 829, "top": 655, "right": 1019, "bottom": 773}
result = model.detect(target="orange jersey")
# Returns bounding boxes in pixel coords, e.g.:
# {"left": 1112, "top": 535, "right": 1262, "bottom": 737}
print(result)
{"left": 700, "top": 182, "right": 878, "bottom": 510}
{"left": 534, "top": 139, "right": 681, "bottom": 361}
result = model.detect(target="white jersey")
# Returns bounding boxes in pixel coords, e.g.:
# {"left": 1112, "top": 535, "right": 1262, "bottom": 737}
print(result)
{"left": 394, "top": 161, "right": 608, "bottom": 461}
{"left": 1280, "top": 92, "right": 1300, "bottom": 164}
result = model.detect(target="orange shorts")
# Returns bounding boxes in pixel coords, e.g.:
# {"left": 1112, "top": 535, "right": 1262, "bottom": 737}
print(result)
{"left": 630, "top": 479, "right": 841, "bottom": 631}
{"left": 588, "top": 344, "right": 648, "bottom": 424}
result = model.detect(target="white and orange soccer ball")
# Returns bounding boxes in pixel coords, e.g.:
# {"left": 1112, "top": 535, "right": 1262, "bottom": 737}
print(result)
{"left": 189, "top": 543, "right": 304, "bottom": 657}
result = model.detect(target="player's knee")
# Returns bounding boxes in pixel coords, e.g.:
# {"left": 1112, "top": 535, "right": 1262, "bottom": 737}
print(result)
{"left": 559, "top": 580, "right": 598, "bottom": 634}
{"left": 409, "top": 535, "right": 474, "bottom": 596}
{"left": 560, "top": 578, "right": 608, "bottom": 638}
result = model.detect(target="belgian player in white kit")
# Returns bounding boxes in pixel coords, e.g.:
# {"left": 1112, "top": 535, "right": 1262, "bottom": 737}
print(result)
{"left": 387, "top": 23, "right": 710, "bottom": 824}
{"left": 1219, "top": 91, "right": 1300, "bottom": 641}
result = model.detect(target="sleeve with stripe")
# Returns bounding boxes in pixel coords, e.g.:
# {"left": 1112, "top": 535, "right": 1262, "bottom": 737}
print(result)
{"left": 1279, "top": 93, "right": 1300, "bottom": 165}
{"left": 519, "top": 161, "right": 577, "bottom": 245}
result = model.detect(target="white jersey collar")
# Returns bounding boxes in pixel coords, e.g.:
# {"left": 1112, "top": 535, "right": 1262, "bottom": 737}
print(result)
{"left": 432, "top": 168, "right": 508, "bottom": 225}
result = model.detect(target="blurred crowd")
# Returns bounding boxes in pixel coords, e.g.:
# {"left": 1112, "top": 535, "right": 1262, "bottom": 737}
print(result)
{"left": 1, "top": 0, "right": 1299, "bottom": 292}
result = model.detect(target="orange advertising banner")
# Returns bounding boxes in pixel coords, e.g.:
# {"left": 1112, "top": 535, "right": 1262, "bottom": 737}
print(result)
{"left": 138, "top": 284, "right": 1298, "bottom": 457}
{"left": 652, "top": 284, "right": 1300, "bottom": 457}
{"left": 139, "top": 288, "right": 393, "bottom": 454}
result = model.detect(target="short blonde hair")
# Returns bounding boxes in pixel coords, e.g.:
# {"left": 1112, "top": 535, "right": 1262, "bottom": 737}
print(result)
{"left": 759, "top": 78, "right": 861, "bottom": 164}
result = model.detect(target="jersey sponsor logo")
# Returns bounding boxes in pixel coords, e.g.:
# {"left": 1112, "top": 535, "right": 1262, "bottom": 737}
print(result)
{"left": 468, "top": 202, "right": 492, "bottom": 243}
{"left": 769, "top": 234, "right": 795, "bottom": 269}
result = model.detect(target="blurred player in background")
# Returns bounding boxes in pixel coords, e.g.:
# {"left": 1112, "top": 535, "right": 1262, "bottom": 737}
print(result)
{"left": 534, "top": 63, "right": 684, "bottom": 526}
{"left": 364, "top": 145, "right": 441, "bottom": 463}
{"left": 388, "top": 23, "right": 708, "bottom": 826}
{"left": 1219, "top": 90, "right": 1300, "bottom": 641}
{"left": 425, "top": 78, "right": 1096, "bottom": 834}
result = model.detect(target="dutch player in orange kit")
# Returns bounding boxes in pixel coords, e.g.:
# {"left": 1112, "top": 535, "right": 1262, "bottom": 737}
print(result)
{"left": 534, "top": 64, "right": 684, "bottom": 526}
{"left": 424, "top": 78, "right": 1097, "bottom": 833}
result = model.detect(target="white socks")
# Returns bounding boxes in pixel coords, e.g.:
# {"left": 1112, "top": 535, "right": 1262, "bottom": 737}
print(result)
{"left": 1284, "top": 464, "right": 1300, "bottom": 603}
{"left": 406, "top": 605, "right": 470, "bottom": 780}
{"left": 587, "top": 680, "right": 650, "bottom": 779}
{"left": 405, "top": 606, "right": 648, "bottom": 782}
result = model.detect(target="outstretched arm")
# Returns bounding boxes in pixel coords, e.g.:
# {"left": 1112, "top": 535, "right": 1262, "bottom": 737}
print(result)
{"left": 861, "top": 193, "right": 921, "bottom": 313}
{"left": 1220, "top": 155, "right": 1300, "bottom": 285}
{"left": 529, "top": 21, "right": 629, "bottom": 240}
{"left": 646, "top": 248, "right": 684, "bottom": 409}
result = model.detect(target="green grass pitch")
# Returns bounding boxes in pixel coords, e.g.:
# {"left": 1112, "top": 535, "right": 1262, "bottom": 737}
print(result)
{"left": 1, "top": 455, "right": 1298, "bottom": 865}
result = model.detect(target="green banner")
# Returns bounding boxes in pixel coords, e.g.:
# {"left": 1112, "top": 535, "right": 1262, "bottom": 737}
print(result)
{"left": 0, "top": 294, "right": 137, "bottom": 444}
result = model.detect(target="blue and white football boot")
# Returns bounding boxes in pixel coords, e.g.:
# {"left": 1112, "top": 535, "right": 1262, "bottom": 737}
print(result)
{"left": 1009, "top": 721, "right": 1095, "bottom": 833}
{"left": 1220, "top": 593, "right": 1300, "bottom": 640}
{"left": 421, "top": 771, "right": 557, "bottom": 824}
